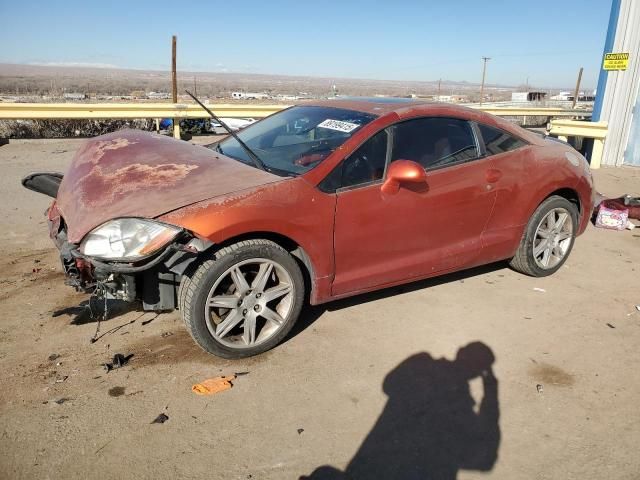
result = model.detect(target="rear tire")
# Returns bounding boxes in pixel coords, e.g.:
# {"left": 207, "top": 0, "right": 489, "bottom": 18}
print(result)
{"left": 180, "top": 239, "right": 305, "bottom": 359}
{"left": 509, "top": 195, "right": 578, "bottom": 277}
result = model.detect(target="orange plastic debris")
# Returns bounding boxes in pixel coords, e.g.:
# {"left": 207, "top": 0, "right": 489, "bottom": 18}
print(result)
{"left": 192, "top": 375, "right": 236, "bottom": 395}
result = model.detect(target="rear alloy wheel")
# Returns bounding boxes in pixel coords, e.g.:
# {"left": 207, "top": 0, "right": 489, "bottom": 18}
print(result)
{"left": 510, "top": 196, "right": 578, "bottom": 277}
{"left": 180, "top": 240, "right": 304, "bottom": 359}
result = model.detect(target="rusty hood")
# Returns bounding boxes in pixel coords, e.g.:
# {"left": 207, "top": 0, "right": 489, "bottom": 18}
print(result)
{"left": 56, "top": 129, "right": 282, "bottom": 243}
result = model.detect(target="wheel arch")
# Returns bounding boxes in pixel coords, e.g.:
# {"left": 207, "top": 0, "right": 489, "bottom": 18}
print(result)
{"left": 544, "top": 187, "right": 581, "bottom": 214}
{"left": 210, "top": 231, "right": 316, "bottom": 300}
{"left": 524, "top": 186, "right": 581, "bottom": 228}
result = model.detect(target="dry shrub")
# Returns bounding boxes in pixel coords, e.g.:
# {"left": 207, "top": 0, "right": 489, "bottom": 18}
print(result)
{"left": 0, "top": 119, "right": 155, "bottom": 138}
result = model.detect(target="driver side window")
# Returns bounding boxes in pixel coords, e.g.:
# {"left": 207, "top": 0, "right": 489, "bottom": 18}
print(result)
{"left": 319, "top": 130, "right": 389, "bottom": 192}
{"left": 340, "top": 130, "right": 388, "bottom": 190}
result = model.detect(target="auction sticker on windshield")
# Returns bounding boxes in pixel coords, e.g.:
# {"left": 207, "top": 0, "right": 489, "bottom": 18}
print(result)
{"left": 317, "top": 119, "right": 360, "bottom": 133}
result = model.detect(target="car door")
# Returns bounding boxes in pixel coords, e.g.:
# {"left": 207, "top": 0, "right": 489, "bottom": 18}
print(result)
{"left": 331, "top": 117, "right": 497, "bottom": 296}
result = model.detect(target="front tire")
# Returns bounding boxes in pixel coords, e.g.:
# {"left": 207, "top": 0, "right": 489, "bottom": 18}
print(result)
{"left": 180, "top": 239, "right": 305, "bottom": 359}
{"left": 509, "top": 195, "right": 578, "bottom": 277}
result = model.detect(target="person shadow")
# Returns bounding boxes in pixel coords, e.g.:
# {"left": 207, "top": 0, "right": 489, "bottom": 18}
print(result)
{"left": 301, "top": 342, "right": 500, "bottom": 480}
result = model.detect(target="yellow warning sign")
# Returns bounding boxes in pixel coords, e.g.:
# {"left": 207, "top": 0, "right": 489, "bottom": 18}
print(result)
{"left": 603, "top": 52, "right": 629, "bottom": 71}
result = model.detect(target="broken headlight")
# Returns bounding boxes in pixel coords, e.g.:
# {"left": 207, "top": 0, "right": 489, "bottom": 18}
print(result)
{"left": 79, "top": 218, "right": 181, "bottom": 261}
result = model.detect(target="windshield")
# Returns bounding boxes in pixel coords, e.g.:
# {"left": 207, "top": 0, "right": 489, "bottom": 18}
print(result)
{"left": 213, "top": 106, "right": 376, "bottom": 175}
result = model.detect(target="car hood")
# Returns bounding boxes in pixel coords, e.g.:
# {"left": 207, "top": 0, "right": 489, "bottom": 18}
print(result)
{"left": 56, "top": 129, "right": 282, "bottom": 243}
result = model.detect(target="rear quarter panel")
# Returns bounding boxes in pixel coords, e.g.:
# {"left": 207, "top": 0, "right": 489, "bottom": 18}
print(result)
{"left": 481, "top": 142, "right": 587, "bottom": 262}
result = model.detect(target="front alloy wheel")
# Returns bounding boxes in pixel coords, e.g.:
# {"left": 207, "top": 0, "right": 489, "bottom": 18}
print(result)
{"left": 205, "top": 259, "right": 294, "bottom": 348}
{"left": 180, "top": 239, "right": 305, "bottom": 359}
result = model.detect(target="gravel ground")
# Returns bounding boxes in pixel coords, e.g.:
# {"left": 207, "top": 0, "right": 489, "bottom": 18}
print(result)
{"left": 1, "top": 137, "right": 639, "bottom": 480}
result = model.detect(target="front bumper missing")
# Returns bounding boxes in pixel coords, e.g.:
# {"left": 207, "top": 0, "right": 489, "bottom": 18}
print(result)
{"left": 50, "top": 214, "right": 212, "bottom": 311}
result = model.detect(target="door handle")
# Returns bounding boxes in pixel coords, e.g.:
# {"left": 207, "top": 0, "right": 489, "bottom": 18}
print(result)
{"left": 485, "top": 168, "right": 503, "bottom": 184}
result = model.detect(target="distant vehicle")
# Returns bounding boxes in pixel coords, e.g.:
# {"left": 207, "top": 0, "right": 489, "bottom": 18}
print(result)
{"left": 157, "top": 118, "right": 255, "bottom": 135}
{"left": 210, "top": 117, "right": 256, "bottom": 133}
{"left": 23, "top": 98, "right": 594, "bottom": 359}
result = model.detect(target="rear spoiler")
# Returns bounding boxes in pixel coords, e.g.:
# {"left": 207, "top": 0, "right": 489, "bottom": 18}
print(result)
{"left": 21, "top": 172, "right": 64, "bottom": 198}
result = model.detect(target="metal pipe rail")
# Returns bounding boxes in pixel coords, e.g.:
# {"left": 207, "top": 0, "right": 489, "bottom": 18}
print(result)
{"left": 548, "top": 119, "right": 608, "bottom": 169}
{"left": 468, "top": 106, "right": 592, "bottom": 117}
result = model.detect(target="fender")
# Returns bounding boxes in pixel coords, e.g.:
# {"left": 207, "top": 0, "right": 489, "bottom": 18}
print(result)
{"left": 158, "top": 177, "right": 337, "bottom": 304}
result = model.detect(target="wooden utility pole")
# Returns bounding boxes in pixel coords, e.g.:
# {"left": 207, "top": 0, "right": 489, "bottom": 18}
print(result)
{"left": 437, "top": 78, "right": 441, "bottom": 98}
{"left": 171, "top": 35, "right": 180, "bottom": 139}
{"left": 572, "top": 67, "right": 583, "bottom": 109}
{"left": 171, "top": 36, "right": 178, "bottom": 102}
{"left": 479, "top": 56, "right": 491, "bottom": 105}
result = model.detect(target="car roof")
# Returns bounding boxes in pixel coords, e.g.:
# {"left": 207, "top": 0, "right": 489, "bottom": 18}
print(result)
{"left": 303, "top": 97, "right": 431, "bottom": 115}
{"left": 300, "top": 96, "right": 496, "bottom": 119}
{"left": 298, "top": 97, "right": 545, "bottom": 145}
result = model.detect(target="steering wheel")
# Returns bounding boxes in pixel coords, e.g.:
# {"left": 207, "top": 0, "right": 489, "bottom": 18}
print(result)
{"left": 343, "top": 154, "right": 376, "bottom": 184}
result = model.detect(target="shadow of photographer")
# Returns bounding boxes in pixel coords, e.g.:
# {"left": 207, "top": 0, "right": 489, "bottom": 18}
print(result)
{"left": 302, "top": 342, "right": 500, "bottom": 480}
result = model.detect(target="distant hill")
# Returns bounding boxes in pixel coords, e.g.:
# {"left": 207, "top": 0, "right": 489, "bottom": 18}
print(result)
{"left": 0, "top": 63, "right": 518, "bottom": 100}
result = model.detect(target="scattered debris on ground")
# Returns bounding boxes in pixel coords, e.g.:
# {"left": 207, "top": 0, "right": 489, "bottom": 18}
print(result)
{"left": 533, "top": 288, "right": 546, "bottom": 293}
{"left": 43, "top": 398, "right": 71, "bottom": 405}
{"left": 151, "top": 413, "right": 169, "bottom": 424}
{"left": 102, "top": 353, "right": 134, "bottom": 372}
{"left": 192, "top": 375, "right": 236, "bottom": 396}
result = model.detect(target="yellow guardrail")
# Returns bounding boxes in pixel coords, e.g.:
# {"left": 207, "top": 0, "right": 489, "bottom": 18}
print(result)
{"left": 0, "top": 103, "right": 283, "bottom": 120}
{"left": 0, "top": 102, "right": 593, "bottom": 139}
{"left": 0, "top": 103, "right": 286, "bottom": 139}
{"left": 548, "top": 119, "right": 608, "bottom": 169}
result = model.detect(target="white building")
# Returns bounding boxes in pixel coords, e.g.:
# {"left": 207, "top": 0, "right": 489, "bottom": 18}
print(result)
{"left": 147, "top": 91, "right": 171, "bottom": 100}
{"left": 550, "top": 91, "right": 596, "bottom": 102}
{"left": 63, "top": 92, "right": 87, "bottom": 100}
{"left": 511, "top": 91, "right": 546, "bottom": 102}
{"left": 593, "top": 0, "right": 640, "bottom": 167}
{"left": 231, "top": 92, "right": 270, "bottom": 100}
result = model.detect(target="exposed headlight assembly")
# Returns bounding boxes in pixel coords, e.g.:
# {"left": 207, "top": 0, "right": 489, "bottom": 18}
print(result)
{"left": 79, "top": 218, "right": 181, "bottom": 261}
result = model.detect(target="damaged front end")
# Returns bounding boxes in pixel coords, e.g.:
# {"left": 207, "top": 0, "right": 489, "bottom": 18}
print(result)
{"left": 23, "top": 130, "right": 271, "bottom": 315}
{"left": 46, "top": 200, "right": 212, "bottom": 311}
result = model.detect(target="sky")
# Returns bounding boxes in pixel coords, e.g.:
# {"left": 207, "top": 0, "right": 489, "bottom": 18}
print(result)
{"left": 0, "top": 0, "right": 613, "bottom": 89}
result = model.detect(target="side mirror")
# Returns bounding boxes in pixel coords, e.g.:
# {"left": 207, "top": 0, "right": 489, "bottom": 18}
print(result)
{"left": 381, "top": 160, "right": 427, "bottom": 195}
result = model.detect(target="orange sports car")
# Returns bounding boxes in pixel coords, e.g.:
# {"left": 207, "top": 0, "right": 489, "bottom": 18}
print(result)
{"left": 24, "top": 98, "right": 594, "bottom": 358}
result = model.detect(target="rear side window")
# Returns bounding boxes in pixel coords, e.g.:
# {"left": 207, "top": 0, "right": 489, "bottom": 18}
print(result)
{"left": 478, "top": 124, "right": 527, "bottom": 155}
{"left": 390, "top": 117, "right": 478, "bottom": 170}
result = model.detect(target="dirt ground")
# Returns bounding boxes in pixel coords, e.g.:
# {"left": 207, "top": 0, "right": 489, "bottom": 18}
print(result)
{"left": 1, "top": 137, "right": 639, "bottom": 480}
